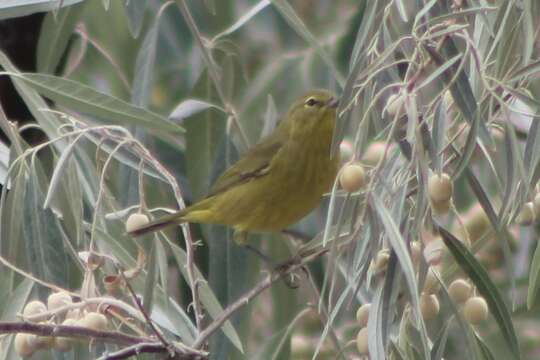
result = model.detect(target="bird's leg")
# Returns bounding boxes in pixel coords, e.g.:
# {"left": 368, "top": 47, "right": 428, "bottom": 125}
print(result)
{"left": 234, "top": 231, "right": 299, "bottom": 289}
{"left": 243, "top": 244, "right": 275, "bottom": 265}
{"left": 234, "top": 230, "right": 275, "bottom": 265}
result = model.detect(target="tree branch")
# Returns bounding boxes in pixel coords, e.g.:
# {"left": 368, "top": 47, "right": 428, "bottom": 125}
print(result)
{"left": 0, "top": 322, "right": 208, "bottom": 360}
{"left": 0, "top": 321, "right": 151, "bottom": 345}
{"left": 192, "top": 248, "right": 328, "bottom": 349}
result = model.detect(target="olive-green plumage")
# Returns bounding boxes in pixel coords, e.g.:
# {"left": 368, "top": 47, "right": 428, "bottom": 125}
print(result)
{"left": 129, "top": 90, "right": 339, "bottom": 240}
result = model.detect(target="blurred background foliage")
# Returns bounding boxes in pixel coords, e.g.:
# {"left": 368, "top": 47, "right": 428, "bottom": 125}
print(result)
{"left": 0, "top": 0, "right": 540, "bottom": 359}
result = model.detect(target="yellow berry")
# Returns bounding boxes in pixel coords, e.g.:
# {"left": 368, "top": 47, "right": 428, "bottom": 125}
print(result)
{"left": 431, "top": 198, "right": 451, "bottom": 215}
{"left": 386, "top": 93, "right": 406, "bottom": 118}
{"left": 448, "top": 279, "right": 472, "bottom": 304}
{"left": 362, "top": 141, "right": 386, "bottom": 167}
{"left": 516, "top": 202, "right": 535, "bottom": 226}
{"left": 14, "top": 333, "right": 36, "bottom": 357}
{"left": 34, "top": 323, "right": 54, "bottom": 350}
{"left": 125, "top": 213, "right": 149, "bottom": 233}
{"left": 23, "top": 301, "right": 47, "bottom": 320}
{"left": 339, "top": 139, "right": 354, "bottom": 164}
{"left": 54, "top": 318, "right": 76, "bottom": 351}
{"left": 410, "top": 241, "right": 422, "bottom": 265}
{"left": 420, "top": 293, "right": 440, "bottom": 320}
{"left": 79, "top": 312, "right": 108, "bottom": 331}
{"left": 534, "top": 193, "right": 540, "bottom": 218}
{"left": 356, "top": 304, "right": 371, "bottom": 327}
{"left": 423, "top": 267, "right": 441, "bottom": 294}
{"left": 65, "top": 308, "right": 80, "bottom": 320}
{"left": 423, "top": 239, "right": 444, "bottom": 266}
{"left": 371, "top": 249, "right": 390, "bottom": 273}
{"left": 356, "top": 327, "right": 369, "bottom": 355}
{"left": 458, "top": 203, "right": 491, "bottom": 243}
{"left": 490, "top": 125, "right": 505, "bottom": 143}
{"left": 463, "top": 296, "right": 489, "bottom": 324}
{"left": 428, "top": 173, "right": 453, "bottom": 203}
{"left": 339, "top": 163, "right": 366, "bottom": 192}
{"left": 47, "top": 292, "right": 72, "bottom": 312}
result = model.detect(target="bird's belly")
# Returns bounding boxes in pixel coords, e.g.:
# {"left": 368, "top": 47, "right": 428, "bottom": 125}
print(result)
{"left": 210, "top": 160, "right": 336, "bottom": 232}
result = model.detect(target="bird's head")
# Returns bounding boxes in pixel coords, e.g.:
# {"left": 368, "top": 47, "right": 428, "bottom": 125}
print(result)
{"left": 283, "top": 89, "right": 339, "bottom": 139}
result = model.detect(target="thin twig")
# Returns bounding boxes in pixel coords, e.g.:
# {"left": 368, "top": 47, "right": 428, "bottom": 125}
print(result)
{"left": 306, "top": 269, "right": 347, "bottom": 358}
{"left": 0, "top": 321, "right": 151, "bottom": 345}
{"left": 192, "top": 248, "right": 328, "bottom": 349}
{"left": 116, "top": 264, "right": 171, "bottom": 353}
{"left": 0, "top": 322, "right": 207, "bottom": 360}
{"left": 97, "top": 342, "right": 207, "bottom": 360}
{"left": 175, "top": 0, "right": 250, "bottom": 150}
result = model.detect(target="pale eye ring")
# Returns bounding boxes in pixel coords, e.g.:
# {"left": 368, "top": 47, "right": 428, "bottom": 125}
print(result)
{"left": 305, "top": 97, "right": 318, "bottom": 107}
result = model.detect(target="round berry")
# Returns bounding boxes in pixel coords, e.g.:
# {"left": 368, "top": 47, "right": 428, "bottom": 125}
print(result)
{"left": 463, "top": 296, "right": 489, "bottom": 325}
{"left": 448, "top": 279, "right": 472, "bottom": 304}
{"left": 362, "top": 141, "right": 386, "bottom": 167}
{"left": 410, "top": 241, "right": 422, "bottom": 265}
{"left": 23, "top": 301, "right": 47, "bottom": 320}
{"left": 371, "top": 249, "right": 390, "bottom": 273}
{"left": 534, "top": 193, "right": 540, "bottom": 218}
{"left": 423, "top": 267, "right": 441, "bottom": 294}
{"left": 386, "top": 93, "right": 406, "bottom": 118}
{"left": 125, "top": 213, "right": 150, "bottom": 233}
{"left": 79, "top": 312, "right": 108, "bottom": 331}
{"left": 14, "top": 333, "right": 36, "bottom": 357}
{"left": 47, "top": 292, "right": 72, "bottom": 312}
{"left": 420, "top": 293, "right": 440, "bottom": 320}
{"left": 356, "top": 304, "right": 371, "bottom": 327}
{"left": 516, "top": 202, "right": 535, "bottom": 226}
{"left": 54, "top": 318, "right": 76, "bottom": 351}
{"left": 356, "top": 327, "right": 369, "bottom": 355}
{"left": 428, "top": 173, "right": 453, "bottom": 203}
{"left": 339, "top": 163, "right": 366, "bottom": 193}
{"left": 423, "top": 239, "right": 444, "bottom": 266}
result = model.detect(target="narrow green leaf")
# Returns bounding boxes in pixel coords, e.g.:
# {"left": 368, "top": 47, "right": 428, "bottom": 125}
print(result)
{"left": 169, "top": 99, "right": 224, "bottom": 123}
{"left": 132, "top": 9, "right": 160, "bottom": 108}
{"left": 430, "top": 319, "right": 452, "bottom": 360}
{"left": 0, "top": 0, "right": 84, "bottom": 20}
{"left": 527, "top": 241, "right": 540, "bottom": 309}
{"left": 474, "top": 331, "right": 496, "bottom": 360}
{"left": 0, "top": 279, "right": 34, "bottom": 360}
{"left": 269, "top": 0, "right": 344, "bottom": 86}
{"left": 166, "top": 239, "right": 243, "bottom": 352}
{"left": 371, "top": 196, "right": 430, "bottom": 359}
{"left": 1, "top": 72, "right": 184, "bottom": 139}
{"left": 125, "top": 0, "right": 148, "bottom": 38}
{"left": 212, "top": 0, "right": 271, "bottom": 42}
{"left": 37, "top": 1, "right": 87, "bottom": 73}
{"left": 43, "top": 133, "right": 84, "bottom": 209}
{"left": 416, "top": 54, "right": 461, "bottom": 91}
{"left": 0, "top": 51, "right": 65, "bottom": 146}
{"left": 424, "top": 40, "right": 494, "bottom": 148}
{"left": 438, "top": 227, "right": 520, "bottom": 359}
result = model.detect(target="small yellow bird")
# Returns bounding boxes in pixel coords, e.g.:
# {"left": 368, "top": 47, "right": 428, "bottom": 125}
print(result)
{"left": 129, "top": 90, "right": 339, "bottom": 243}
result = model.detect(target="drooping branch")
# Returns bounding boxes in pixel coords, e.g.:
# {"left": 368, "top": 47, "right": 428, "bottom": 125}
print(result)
{"left": 192, "top": 248, "right": 329, "bottom": 349}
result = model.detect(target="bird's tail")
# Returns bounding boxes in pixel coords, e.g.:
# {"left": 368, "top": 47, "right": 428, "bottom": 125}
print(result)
{"left": 128, "top": 210, "right": 187, "bottom": 237}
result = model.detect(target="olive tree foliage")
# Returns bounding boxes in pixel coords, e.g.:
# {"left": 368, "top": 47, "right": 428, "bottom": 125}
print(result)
{"left": 0, "top": 0, "right": 539, "bottom": 359}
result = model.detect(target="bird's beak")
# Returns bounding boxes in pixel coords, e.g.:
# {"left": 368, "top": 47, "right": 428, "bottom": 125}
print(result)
{"left": 327, "top": 97, "right": 339, "bottom": 108}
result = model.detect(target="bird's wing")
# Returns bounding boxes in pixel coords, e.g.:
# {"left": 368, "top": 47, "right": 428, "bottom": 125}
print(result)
{"left": 206, "top": 131, "right": 284, "bottom": 197}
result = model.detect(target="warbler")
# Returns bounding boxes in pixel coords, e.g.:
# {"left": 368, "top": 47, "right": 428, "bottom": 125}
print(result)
{"left": 129, "top": 89, "right": 340, "bottom": 243}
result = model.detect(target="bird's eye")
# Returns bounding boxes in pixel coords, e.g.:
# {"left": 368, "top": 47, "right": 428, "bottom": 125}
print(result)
{"left": 305, "top": 98, "right": 318, "bottom": 107}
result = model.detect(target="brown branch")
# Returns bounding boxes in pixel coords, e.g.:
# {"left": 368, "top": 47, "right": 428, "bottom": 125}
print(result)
{"left": 192, "top": 248, "right": 328, "bottom": 349}
{"left": 0, "top": 322, "right": 208, "bottom": 360}
{"left": 0, "top": 321, "right": 151, "bottom": 345}
{"left": 117, "top": 264, "right": 171, "bottom": 351}
{"left": 97, "top": 342, "right": 207, "bottom": 360}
